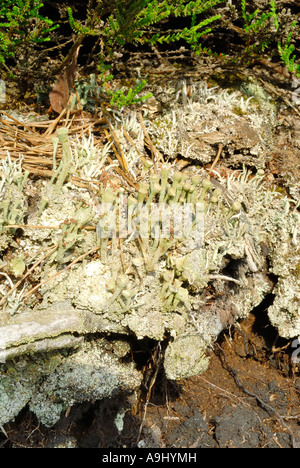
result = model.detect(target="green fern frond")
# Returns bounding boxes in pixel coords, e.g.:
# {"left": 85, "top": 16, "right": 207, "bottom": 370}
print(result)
{"left": 278, "top": 21, "right": 300, "bottom": 76}
{"left": 67, "top": 7, "right": 96, "bottom": 36}
{"left": 0, "top": 0, "right": 59, "bottom": 66}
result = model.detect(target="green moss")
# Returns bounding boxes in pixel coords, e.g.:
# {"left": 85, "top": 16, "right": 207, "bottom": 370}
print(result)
{"left": 232, "top": 106, "right": 246, "bottom": 116}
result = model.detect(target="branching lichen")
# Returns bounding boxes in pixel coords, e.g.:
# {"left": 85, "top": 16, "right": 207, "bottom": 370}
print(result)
{"left": 0, "top": 79, "right": 299, "bottom": 426}
{"left": 0, "top": 153, "right": 28, "bottom": 234}
{"left": 38, "top": 128, "right": 74, "bottom": 216}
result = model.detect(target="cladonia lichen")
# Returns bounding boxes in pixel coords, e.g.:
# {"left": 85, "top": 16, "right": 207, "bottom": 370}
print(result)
{"left": 0, "top": 81, "right": 299, "bottom": 426}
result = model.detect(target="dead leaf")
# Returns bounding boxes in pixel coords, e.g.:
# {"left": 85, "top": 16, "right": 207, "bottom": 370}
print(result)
{"left": 49, "top": 46, "right": 79, "bottom": 114}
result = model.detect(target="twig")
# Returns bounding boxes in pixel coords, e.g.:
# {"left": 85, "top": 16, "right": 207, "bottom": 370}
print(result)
{"left": 1, "top": 112, "right": 38, "bottom": 131}
{"left": 122, "top": 128, "right": 142, "bottom": 157}
{"left": 102, "top": 112, "right": 129, "bottom": 173}
{"left": 0, "top": 425, "right": 8, "bottom": 439}
{"left": 43, "top": 106, "right": 68, "bottom": 136}
{"left": 208, "top": 143, "right": 223, "bottom": 177}
{"left": 136, "top": 235, "right": 149, "bottom": 266}
{"left": 3, "top": 223, "right": 95, "bottom": 231}
{"left": 196, "top": 375, "right": 255, "bottom": 411}
{"left": 51, "top": 34, "right": 85, "bottom": 77}
{"left": 3, "top": 223, "right": 60, "bottom": 230}
{"left": 209, "top": 274, "right": 241, "bottom": 285}
{"left": 257, "top": 77, "right": 300, "bottom": 117}
{"left": 106, "top": 154, "right": 139, "bottom": 190}
{"left": 104, "top": 128, "right": 126, "bottom": 171}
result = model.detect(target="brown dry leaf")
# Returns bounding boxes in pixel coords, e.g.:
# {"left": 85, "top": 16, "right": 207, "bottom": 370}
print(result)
{"left": 49, "top": 47, "right": 79, "bottom": 114}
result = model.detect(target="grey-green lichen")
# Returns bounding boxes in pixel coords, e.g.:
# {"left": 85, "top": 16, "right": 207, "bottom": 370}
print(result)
{"left": 0, "top": 351, "right": 62, "bottom": 426}
{"left": 0, "top": 153, "right": 28, "bottom": 236}
{"left": 38, "top": 128, "right": 74, "bottom": 216}
{"left": 164, "top": 334, "right": 210, "bottom": 380}
{"left": 29, "top": 340, "right": 141, "bottom": 427}
{"left": 0, "top": 339, "right": 141, "bottom": 427}
{"left": 220, "top": 169, "right": 300, "bottom": 339}
{"left": 145, "top": 82, "right": 274, "bottom": 167}
{"left": 263, "top": 207, "right": 300, "bottom": 339}
{"left": 0, "top": 82, "right": 299, "bottom": 425}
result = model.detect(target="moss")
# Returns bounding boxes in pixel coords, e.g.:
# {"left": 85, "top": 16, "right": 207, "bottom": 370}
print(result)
{"left": 232, "top": 106, "right": 246, "bottom": 116}
{"left": 292, "top": 263, "right": 300, "bottom": 278}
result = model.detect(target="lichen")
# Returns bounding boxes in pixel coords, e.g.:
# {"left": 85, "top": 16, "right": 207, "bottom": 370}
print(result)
{"left": 164, "top": 334, "right": 210, "bottom": 380}
{"left": 0, "top": 153, "right": 28, "bottom": 235}
{"left": 268, "top": 276, "right": 300, "bottom": 338}
{"left": 29, "top": 340, "right": 141, "bottom": 427}
{"left": 146, "top": 82, "right": 273, "bottom": 167}
{"left": 0, "top": 352, "right": 62, "bottom": 426}
{"left": 0, "top": 82, "right": 299, "bottom": 426}
{"left": 0, "top": 340, "right": 141, "bottom": 427}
